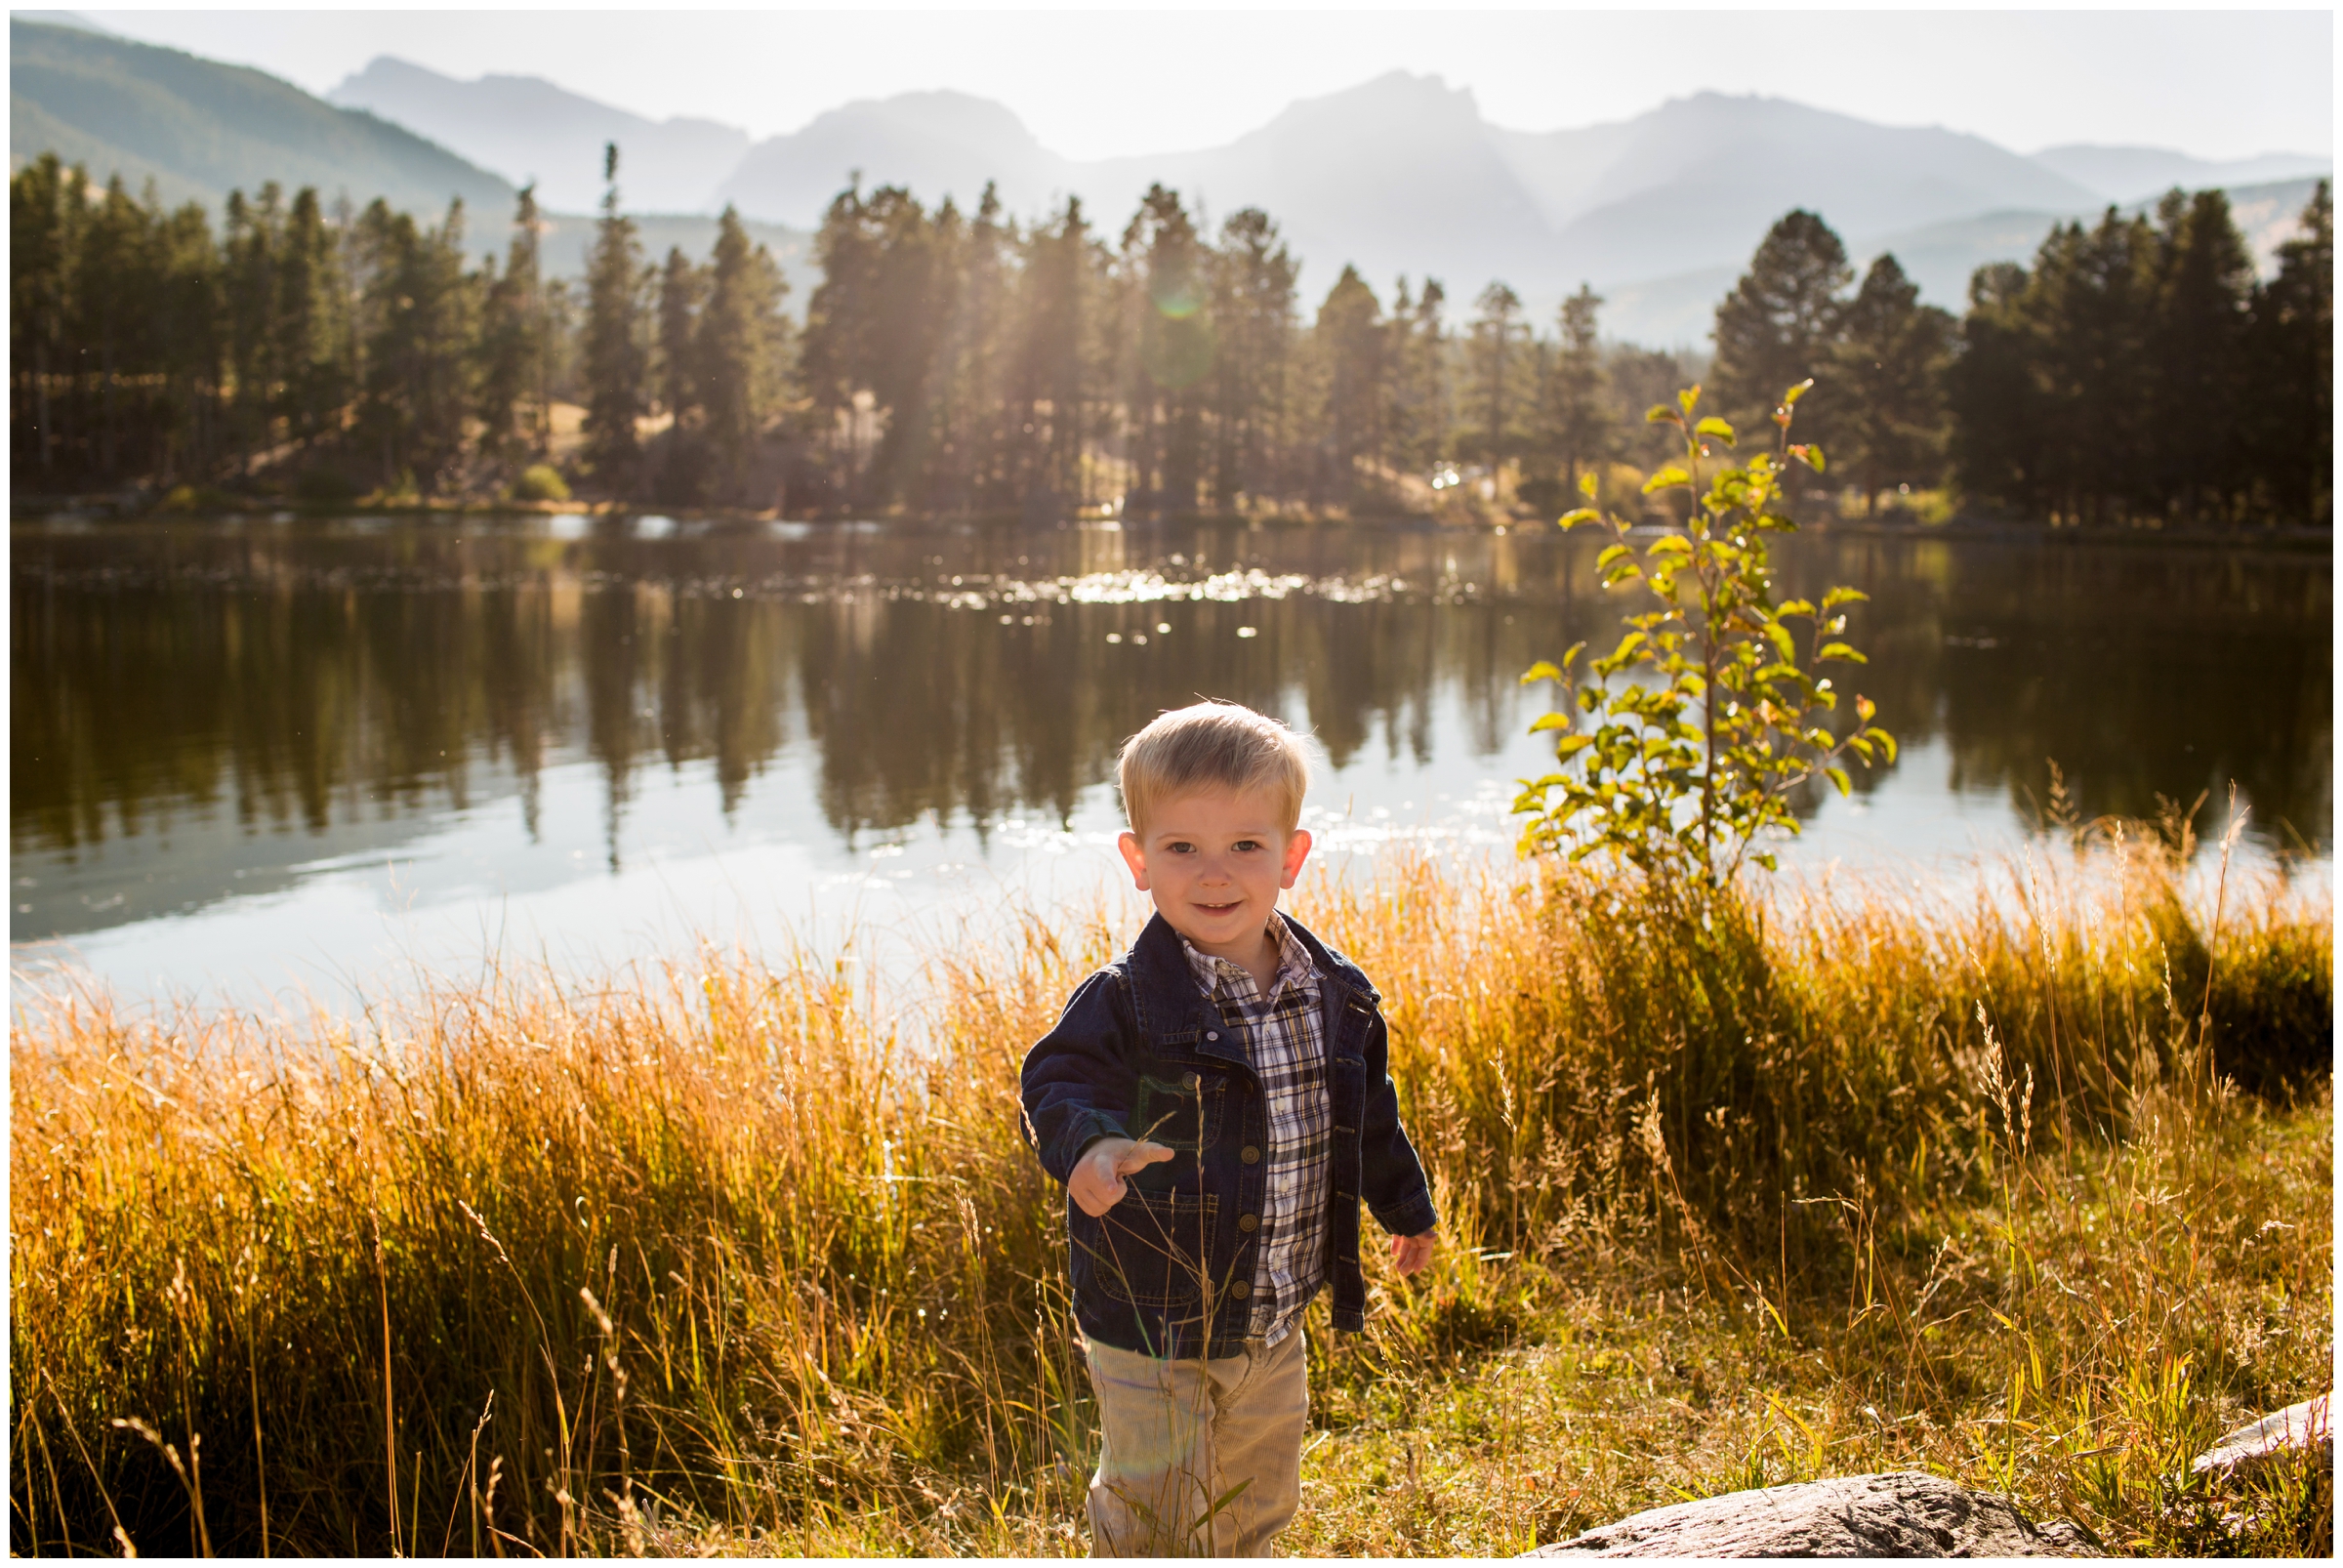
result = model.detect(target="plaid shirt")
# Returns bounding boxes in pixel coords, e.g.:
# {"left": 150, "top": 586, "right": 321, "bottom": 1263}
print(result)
{"left": 1183, "top": 915, "right": 1329, "bottom": 1345}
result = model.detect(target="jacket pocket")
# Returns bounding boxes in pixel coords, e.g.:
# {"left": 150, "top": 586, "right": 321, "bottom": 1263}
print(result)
{"left": 1077, "top": 1190, "right": 1219, "bottom": 1307}
{"left": 1126, "top": 1066, "right": 1227, "bottom": 1155}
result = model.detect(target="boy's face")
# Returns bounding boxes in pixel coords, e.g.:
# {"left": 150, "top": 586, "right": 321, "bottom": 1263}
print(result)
{"left": 1116, "top": 785, "right": 1312, "bottom": 953}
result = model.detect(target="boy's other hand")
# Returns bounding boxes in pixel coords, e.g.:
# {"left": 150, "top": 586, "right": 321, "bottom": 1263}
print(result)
{"left": 1391, "top": 1230, "right": 1436, "bottom": 1277}
{"left": 1069, "top": 1136, "right": 1174, "bottom": 1217}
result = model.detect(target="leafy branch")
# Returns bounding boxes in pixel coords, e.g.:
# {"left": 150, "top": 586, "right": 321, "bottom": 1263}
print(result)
{"left": 1513, "top": 380, "right": 1896, "bottom": 887}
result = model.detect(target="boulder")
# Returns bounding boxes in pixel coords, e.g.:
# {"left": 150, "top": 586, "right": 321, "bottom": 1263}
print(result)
{"left": 2192, "top": 1393, "right": 2332, "bottom": 1478}
{"left": 1527, "top": 1470, "right": 2102, "bottom": 1557}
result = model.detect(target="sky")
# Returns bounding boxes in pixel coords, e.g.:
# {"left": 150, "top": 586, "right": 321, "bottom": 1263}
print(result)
{"left": 76, "top": 7, "right": 2337, "bottom": 164}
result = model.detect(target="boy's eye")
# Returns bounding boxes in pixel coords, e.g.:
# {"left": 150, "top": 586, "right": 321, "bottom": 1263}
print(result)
{"left": 1232, "top": 840, "right": 1262, "bottom": 852}
{"left": 1166, "top": 840, "right": 1196, "bottom": 854}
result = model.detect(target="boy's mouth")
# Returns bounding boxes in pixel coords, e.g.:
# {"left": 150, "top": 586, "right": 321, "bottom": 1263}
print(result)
{"left": 1194, "top": 899, "right": 1244, "bottom": 915}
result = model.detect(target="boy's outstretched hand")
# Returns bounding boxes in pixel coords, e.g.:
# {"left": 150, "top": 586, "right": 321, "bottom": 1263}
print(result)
{"left": 1392, "top": 1230, "right": 1436, "bottom": 1277}
{"left": 1069, "top": 1136, "right": 1174, "bottom": 1217}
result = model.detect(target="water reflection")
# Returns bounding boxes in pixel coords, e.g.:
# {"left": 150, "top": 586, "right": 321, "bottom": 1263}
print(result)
{"left": 11, "top": 516, "right": 2331, "bottom": 948}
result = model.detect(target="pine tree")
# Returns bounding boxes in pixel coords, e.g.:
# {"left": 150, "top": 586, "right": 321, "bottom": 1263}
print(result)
{"left": 12, "top": 153, "right": 76, "bottom": 475}
{"left": 2245, "top": 181, "right": 2332, "bottom": 526}
{"left": 222, "top": 183, "right": 285, "bottom": 474}
{"left": 581, "top": 144, "right": 648, "bottom": 492}
{"left": 1539, "top": 283, "right": 1613, "bottom": 497}
{"left": 1388, "top": 277, "right": 1450, "bottom": 475}
{"left": 1465, "top": 280, "right": 1525, "bottom": 478}
{"left": 1014, "top": 195, "right": 1090, "bottom": 506}
{"left": 2032, "top": 209, "right": 2158, "bottom": 523}
{"left": 1945, "top": 261, "right": 2046, "bottom": 516}
{"left": 351, "top": 198, "right": 473, "bottom": 493}
{"left": 277, "top": 186, "right": 346, "bottom": 449}
{"left": 1209, "top": 207, "right": 1298, "bottom": 509}
{"left": 1831, "top": 254, "right": 1952, "bottom": 513}
{"left": 1712, "top": 210, "right": 1851, "bottom": 447}
{"left": 1315, "top": 264, "right": 1386, "bottom": 504}
{"left": 1125, "top": 185, "right": 1210, "bottom": 516}
{"left": 697, "top": 205, "right": 789, "bottom": 505}
{"left": 652, "top": 244, "right": 707, "bottom": 499}
{"left": 2145, "top": 188, "right": 2255, "bottom": 522}
{"left": 476, "top": 186, "right": 544, "bottom": 469}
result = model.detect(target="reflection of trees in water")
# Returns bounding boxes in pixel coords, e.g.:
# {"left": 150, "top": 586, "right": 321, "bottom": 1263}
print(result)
{"left": 10, "top": 526, "right": 2331, "bottom": 865}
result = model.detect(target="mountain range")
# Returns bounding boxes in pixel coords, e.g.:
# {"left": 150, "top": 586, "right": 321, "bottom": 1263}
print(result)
{"left": 324, "top": 55, "right": 2335, "bottom": 340}
{"left": 9, "top": 20, "right": 810, "bottom": 296}
{"left": 10, "top": 17, "right": 2327, "bottom": 346}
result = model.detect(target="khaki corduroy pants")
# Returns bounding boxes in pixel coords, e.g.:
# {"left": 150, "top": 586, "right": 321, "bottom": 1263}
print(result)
{"left": 1082, "top": 1329, "right": 1309, "bottom": 1557}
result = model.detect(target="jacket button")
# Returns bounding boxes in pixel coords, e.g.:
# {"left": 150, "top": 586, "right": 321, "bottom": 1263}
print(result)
{"left": 1241, "top": 1145, "right": 1261, "bottom": 1165}
{"left": 1205, "top": 1030, "right": 1219, "bottom": 1042}
{"left": 1238, "top": 1213, "right": 1259, "bottom": 1232}
{"left": 1229, "top": 1280, "right": 1253, "bottom": 1300}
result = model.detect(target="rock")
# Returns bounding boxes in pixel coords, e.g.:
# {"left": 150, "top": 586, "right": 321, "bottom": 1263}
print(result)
{"left": 2192, "top": 1393, "right": 2332, "bottom": 1477}
{"left": 1526, "top": 1470, "right": 2102, "bottom": 1557}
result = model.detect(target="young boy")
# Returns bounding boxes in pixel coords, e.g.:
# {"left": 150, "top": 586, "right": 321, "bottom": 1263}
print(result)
{"left": 1021, "top": 701, "right": 1439, "bottom": 1556}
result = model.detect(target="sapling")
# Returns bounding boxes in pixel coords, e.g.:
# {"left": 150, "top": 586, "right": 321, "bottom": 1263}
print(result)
{"left": 1514, "top": 380, "right": 1896, "bottom": 887}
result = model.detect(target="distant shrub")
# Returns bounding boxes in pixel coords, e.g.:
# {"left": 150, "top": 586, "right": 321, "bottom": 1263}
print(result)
{"left": 514, "top": 464, "right": 571, "bottom": 503}
{"left": 157, "top": 483, "right": 238, "bottom": 513}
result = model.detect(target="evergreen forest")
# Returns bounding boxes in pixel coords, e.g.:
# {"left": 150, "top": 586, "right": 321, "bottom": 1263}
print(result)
{"left": 11, "top": 147, "right": 2332, "bottom": 528}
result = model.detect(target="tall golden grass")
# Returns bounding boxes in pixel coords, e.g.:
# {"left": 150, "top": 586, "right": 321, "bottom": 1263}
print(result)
{"left": 11, "top": 817, "right": 2331, "bottom": 1555}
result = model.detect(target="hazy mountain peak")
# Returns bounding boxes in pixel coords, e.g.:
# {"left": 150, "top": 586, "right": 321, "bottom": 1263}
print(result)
{"left": 328, "top": 55, "right": 750, "bottom": 211}
{"left": 1277, "top": 69, "right": 1481, "bottom": 124}
{"left": 802, "top": 88, "right": 1041, "bottom": 146}
{"left": 12, "top": 18, "right": 514, "bottom": 219}
{"left": 718, "top": 89, "right": 1062, "bottom": 228}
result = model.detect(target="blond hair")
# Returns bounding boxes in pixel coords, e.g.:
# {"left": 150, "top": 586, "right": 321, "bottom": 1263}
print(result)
{"left": 1117, "top": 702, "right": 1312, "bottom": 838}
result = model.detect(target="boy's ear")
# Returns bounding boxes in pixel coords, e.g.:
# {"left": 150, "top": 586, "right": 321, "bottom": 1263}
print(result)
{"left": 1279, "top": 827, "right": 1313, "bottom": 890}
{"left": 1116, "top": 830, "right": 1151, "bottom": 890}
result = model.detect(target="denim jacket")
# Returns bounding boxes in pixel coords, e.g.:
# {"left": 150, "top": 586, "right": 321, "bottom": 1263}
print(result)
{"left": 1019, "top": 910, "right": 1439, "bottom": 1360}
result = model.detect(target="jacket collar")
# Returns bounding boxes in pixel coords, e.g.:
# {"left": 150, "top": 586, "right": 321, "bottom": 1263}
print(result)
{"left": 1125, "top": 908, "right": 1377, "bottom": 1048}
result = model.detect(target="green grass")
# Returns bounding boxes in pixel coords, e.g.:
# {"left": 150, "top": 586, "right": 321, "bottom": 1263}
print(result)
{"left": 10, "top": 826, "right": 2331, "bottom": 1555}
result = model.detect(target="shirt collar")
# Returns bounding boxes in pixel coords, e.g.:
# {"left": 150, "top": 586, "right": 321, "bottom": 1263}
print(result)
{"left": 1182, "top": 913, "right": 1318, "bottom": 1001}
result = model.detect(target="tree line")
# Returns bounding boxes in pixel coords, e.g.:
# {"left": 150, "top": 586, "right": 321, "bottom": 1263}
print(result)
{"left": 10, "top": 146, "right": 791, "bottom": 507}
{"left": 10, "top": 144, "right": 2331, "bottom": 527}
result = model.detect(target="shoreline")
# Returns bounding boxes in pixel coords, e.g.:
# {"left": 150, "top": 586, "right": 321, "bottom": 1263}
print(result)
{"left": 12, "top": 492, "right": 2337, "bottom": 550}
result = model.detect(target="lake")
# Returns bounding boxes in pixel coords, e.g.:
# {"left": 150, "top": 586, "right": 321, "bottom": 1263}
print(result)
{"left": 11, "top": 513, "right": 2330, "bottom": 1008}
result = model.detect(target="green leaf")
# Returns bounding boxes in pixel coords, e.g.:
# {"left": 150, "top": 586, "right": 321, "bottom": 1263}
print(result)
{"left": 1677, "top": 386, "right": 1701, "bottom": 415}
{"left": 1765, "top": 622, "right": 1796, "bottom": 661}
{"left": 1529, "top": 711, "right": 1572, "bottom": 731}
{"left": 1752, "top": 851, "right": 1779, "bottom": 873}
{"left": 1557, "top": 507, "right": 1601, "bottom": 530}
{"left": 1644, "top": 403, "right": 1678, "bottom": 425}
{"left": 1825, "top": 765, "right": 1852, "bottom": 797}
{"left": 1817, "top": 642, "right": 1868, "bottom": 664}
{"left": 1578, "top": 470, "right": 1599, "bottom": 498}
{"left": 1777, "top": 598, "right": 1815, "bottom": 618}
{"left": 1596, "top": 543, "right": 1632, "bottom": 569}
{"left": 1795, "top": 443, "right": 1828, "bottom": 474}
{"left": 1694, "top": 416, "right": 1737, "bottom": 447}
{"left": 1642, "top": 465, "right": 1693, "bottom": 494}
{"left": 1783, "top": 377, "right": 1814, "bottom": 405}
{"left": 1645, "top": 535, "right": 1692, "bottom": 557}
{"left": 1520, "top": 660, "right": 1564, "bottom": 684}
{"left": 1821, "top": 586, "right": 1870, "bottom": 611}
{"left": 1869, "top": 728, "right": 1899, "bottom": 763}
